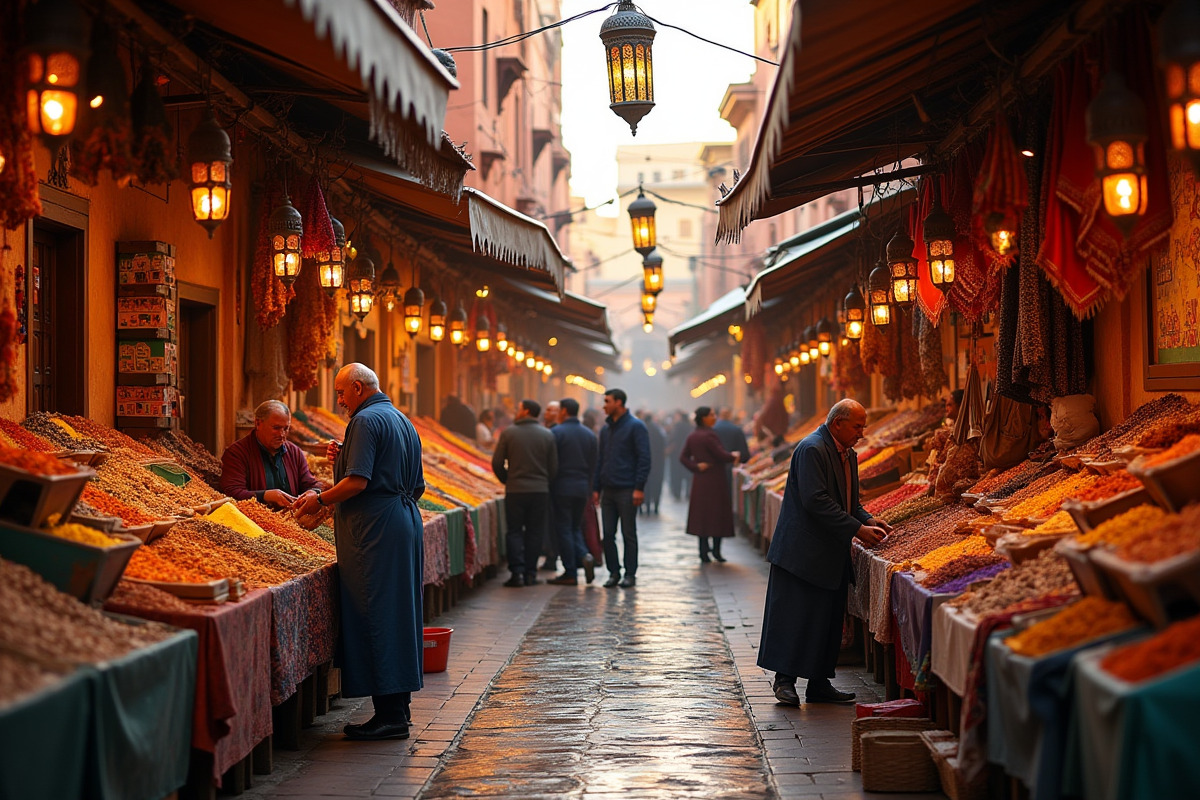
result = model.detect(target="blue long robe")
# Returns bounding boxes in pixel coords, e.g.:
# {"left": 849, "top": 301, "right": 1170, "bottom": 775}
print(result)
{"left": 333, "top": 392, "right": 425, "bottom": 697}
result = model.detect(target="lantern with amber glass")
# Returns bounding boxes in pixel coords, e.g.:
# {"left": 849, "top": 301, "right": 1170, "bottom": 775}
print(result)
{"left": 983, "top": 213, "right": 1017, "bottom": 257}
{"left": 804, "top": 326, "right": 819, "bottom": 361}
{"left": 843, "top": 285, "right": 866, "bottom": 340}
{"left": 317, "top": 216, "right": 345, "bottom": 294}
{"left": 923, "top": 201, "right": 957, "bottom": 292}
{"left": 1086, "top": 72, "right": 1149, "bottom": 236}
{"left": 642, "top": 250, "right": 663, "bottom": 294}
{"left": 448, "top": 301, "right": 468, "bottom": 346}
{"left": 428, "top": 297, "right": 447, "bottom": 342}
{"left": 187, "top": 110, "right": 233, "bottom": 238}
{"left": 378, "top": 261, "right": 401, "bottom": 313}
{"left": 1160, "top": 0, "right": 1200, "bottom": 175}
{"left": 513, "top": 342, "right": 526, "bottom": 362}
{"left": 20, "top": 0, "right": 90, "bottom": 142}
{"left": 496, "top": 325, "right": 509, "bottom": 352}
{"left": 599, "top": 1, "right": 656, "bottom": 135}
{"left": 269, "top": 196, "right": 303, "bottom": 285}
{"left": 773, "top": 354, "right": 785, "bottom": 376}
{"left": 868, "top": 262, "right": 892, "bottom": 329}
{"left": 347, "top": 254, "right": 375, "bottom": 321}
{"left": 642, "top": 312, "right": 654, "bottom": 333}
{"left": 475, "top": 316, "right": 491, "bottom": 352}
{"left": 817, "top": 318, "right": 836, "bottom": 357}
{"left": 886, "top": 229, "right": 918, "bottom": 307}
{"left": 799, "top": 349, "right": 811, "bottom": 366}
{"left": 641, "top": 290, "right": 657, "bottom": 315}
{"left": 403, "top": 285, "right": 424, "bottom": 337}
{"left": 628, "top": 190, "right": 657, "bottom": 255}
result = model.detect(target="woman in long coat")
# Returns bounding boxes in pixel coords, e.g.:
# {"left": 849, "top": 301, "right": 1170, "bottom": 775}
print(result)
{"left": 679, "top": 406, "right": 739, "bottom": 562}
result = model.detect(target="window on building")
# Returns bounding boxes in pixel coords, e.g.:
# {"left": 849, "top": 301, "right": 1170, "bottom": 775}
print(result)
{"left": 679, "top": 219, "right": 693, "bottom": 239}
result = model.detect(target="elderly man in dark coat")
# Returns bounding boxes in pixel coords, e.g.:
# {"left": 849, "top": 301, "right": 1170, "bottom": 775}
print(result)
{"left": 757, "top": 399, "right": 892, "bottom": 706}
{"left": 294, "top": 363, "right": 425, "bottom": 740}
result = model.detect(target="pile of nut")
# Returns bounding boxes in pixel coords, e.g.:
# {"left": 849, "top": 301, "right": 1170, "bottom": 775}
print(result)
{"left": 1079, "top": 394, "right": 1193, "bottom": 458}
{"left": 949, "top": 549, "right": 1078, "bottom": 618}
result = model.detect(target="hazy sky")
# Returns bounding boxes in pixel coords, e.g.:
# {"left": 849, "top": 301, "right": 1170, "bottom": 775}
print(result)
{"left": 559, "top": 0, "right": 758, "bottom": 210}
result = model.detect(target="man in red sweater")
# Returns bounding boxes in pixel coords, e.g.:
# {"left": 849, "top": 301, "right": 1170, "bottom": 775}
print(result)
{"left": 220, "top": 400, "right": 321, "bottom": 507}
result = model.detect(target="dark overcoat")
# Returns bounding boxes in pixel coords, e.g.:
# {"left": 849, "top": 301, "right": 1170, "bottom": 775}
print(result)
{"left": 334, "top": 392, "right": 426, "bottom": 698}
{"left": 679, "top": 426, "right": 736, "bottom": 539}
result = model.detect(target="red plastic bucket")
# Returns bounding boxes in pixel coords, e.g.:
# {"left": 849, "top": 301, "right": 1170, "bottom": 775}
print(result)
{"left": 422, "top": 626, "right": 453, "bottom": 673}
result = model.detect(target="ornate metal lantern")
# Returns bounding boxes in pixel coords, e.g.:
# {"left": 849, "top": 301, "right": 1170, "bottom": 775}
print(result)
{"left": 20, "top": 0, "right": 90, "bottom": 141}
{"left": 886, "top": 228, "right": 918, "bottom": 307}
{"left": 496, "top": 325, "right": 509, "bottom": 352}
{"left": 428, "top": 296, "right": 447, "bottom": 342}
{"left": 923, "top": 201, "right": 957, "bottom": 291}
{"left": 868, "top": 262, "right": 892, "bottom": 329}
{"left": 817, "top": 318, "right": 836, "bottom": 357}
{"left": 269, "top": 195, "right": 303, "bottom": 285}
{"left": 317, "top": 216, "right": 346, "bottom": 294}
{"left": 599, "top": 1, "right": 656, "bottom": 135}
{"left": 642, "top": 250, "right": 663, "bottom": 294}
{"left": 843, "top": 285, "right": 866, "bottom": 340}
{"left": 448, "top": 300, "right": 468, "bottom": 346}
{"left": 1086, "top": 72, "right": 1149, "bottom": 236}
{"left": 378, "top": 260, "right": 401, "bottom": 313}
{"left": 187, "top": 110, "right": 233, "bottom": 238}
{"left": 403, "top": 286, "right": 424, "bottom": 336}
{"left": 347, "top": 253, "right": 375, "bottom": 321}
{"left": 475, "top": 315, "right": 491, "bottom": 352}
{"left": 628, "top": 190, "right": 657, "bottom": 255}
{"left": 804, "top": 326, "right": 819, "bottom": 361}
{"left": 641, "top": 290, "right": 657, "bottom": 314}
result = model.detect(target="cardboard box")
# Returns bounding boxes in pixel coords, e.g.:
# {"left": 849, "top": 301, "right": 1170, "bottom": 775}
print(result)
{"left": 116, "top": 385, "right": 180, "bottom": 417}
{"left": 118, "top": 340, "right": 178, "bottom": 375}
{"left": 117, "top": 296, "right": 176, "bottom": 330}
{"left": 118, "top": 252, "right": 176, "bottom": 286}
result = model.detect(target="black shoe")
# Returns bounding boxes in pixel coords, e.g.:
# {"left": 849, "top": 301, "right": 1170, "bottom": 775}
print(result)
{"left": 773, "top": 682, "right": 800, "bottom": 707}
{"left": 700, "top": 555, "right": 712, "bottom": 563}
{"left": 503, "top": 575, "right": 525, "bottom": 588}
{"left": 547, "top": 573, "right": 578, "bottom": 585}
{"left": 583, "top": 554, "right": 596, "bottom": 584}
{"left": 619, "top": 575, "right": 636, "bottom": 588}
{"left": 712, "top": 552, "right": 727, "bottom": 563}
{"left": 344, "top": 717, "right": 410, "bottom": 741}
{"left": 524, "top": 574, "right": 542, "bottom": 586}
{"left": 805, "top": 683, "right": 856, "bottom": 704}
{"left": 604, "top": 575, "right": 621, "bottom": 588}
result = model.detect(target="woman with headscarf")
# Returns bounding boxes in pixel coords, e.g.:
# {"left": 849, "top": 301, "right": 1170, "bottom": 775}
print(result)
{"left": 679, "top": 406, "right": 740, "bottom": 563}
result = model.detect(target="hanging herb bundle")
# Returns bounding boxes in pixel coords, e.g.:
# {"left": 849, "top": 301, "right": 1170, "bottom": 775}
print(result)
{"left": 130, "top": 59, "right": 178, "bottom": 185}
{"left": 0, "top": 2, "right": 42, "bottom": 229}
{"left": 298, "top": 174, "right": 334, "bottom": 260}
{"left": 916, "top": 307, "right": 948, "bottom": 397}
{"left": 253, "top": 179, "right": 295, "bottom": 328}
{"left": 833, "top": 339, "right": 869, "bottom": 397}
{"left": 72, "top": 19, "right": 135, "bottom": 187}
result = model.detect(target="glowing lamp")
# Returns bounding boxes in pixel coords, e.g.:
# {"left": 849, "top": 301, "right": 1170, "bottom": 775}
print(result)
{"left": 514, "top": 344, "right": 526, "bottom": 362}
{"left": 536, "top": 358, "right": 545, "bottom": 371}
{"left": 347, "top": 254, "right": 375, "bottom": 321}
{"left": 269, "top": 196, "right": 303, "bottom": 285}
{"left": 642, "top": 311, "right": 654, "bottom": 332}
{"left": 317, "top": 217, "right": 346, "bottom": 293}
{"left": 923, "top": 201, "right": 957, "bottom": 291}
{"left": 599, "top": 1, "right": 656, "bottom": 135}
{"left": 403, "top": 286, "right": 424, "bottom": 336}
{"left": 983, "top": 213, "right": 1016, "bottom": 257}
{"left": 496, "top": 326, "right": 509, "bottom": 352}
{"left": 642, "top": 250, "right": 663, "bottom": 294}
{"left": 1159, "top": 0, "right": 1200, "bottom": 176}
{"left": 20, "top": 0, "right": 90, "bottom": 141}
{"left": 843, "top": 285, "right": 866, "bottom": 340}
{"left": 886, "top": 229, "right": 918, "bottom": 307}
{"left": 428, "top": 296, "right": 447, "bottom": 343}
{"left": 475, "top": 316, "right": 491, "bottom": 352}
{"left": 868, "top": 262, "right": 892, "bottom": 329}
{"left": 187, "top": 109, "right": 233, "bottom": 237}
{"left": 378, "top": 261, "right": 402, "bottom": 313}
{"left": 526, "top": 355, "right": 537, "bottom": 369}
{"left": 799, "top": 350, "right": 811, "bottom": 366}
{"left": 628, "top": 190, "right": 657, "bottom": 255}
{"left": 774, "top": 357, "right": 785, "bottom": 376}
{"left": 817, "top": 318, "right": 836, "bottom": 357}
{"left": 1086, "top": 71, "right": 1149, "bottom": 236}
{"left": 448, "top": 301, "right": 467, "bottom": 346}
{"left": 641, "top": 291, "right": 656, "bottom": 314}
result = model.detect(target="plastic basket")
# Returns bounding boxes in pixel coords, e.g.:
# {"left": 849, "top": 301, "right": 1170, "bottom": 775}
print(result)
{"left": 0, "top": 463, "right": 95, "bottom": 529}
{"left": 422, "top": 626, "right": 454, "bottom": 673}
{"left": 860, "top": 731, "right": 940, "bottom": 792}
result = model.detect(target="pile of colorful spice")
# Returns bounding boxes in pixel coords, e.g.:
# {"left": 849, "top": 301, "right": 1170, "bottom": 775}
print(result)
{"left": 1027, "top": 511, "right": 1079, "bottom": 536}
{"left": 59, "top": 415, "right": 158, "bottom": 457}
{"left": 921, "top": 551, "right": 1007, "bottom": 589}
{"left": 1136, "top": 407, "right": 1200, "bottom": 449}
{"left": 949, "top": 550, "right": 1078, "bottom": 618}
{"left": 104, "top": 579, "right": 199, "bottom": 614}
{"left": 1111, "top": 504, "right": 1200, "bottom": 563}
{"left": 878, "top": 495, "right": 945, "bottom": 526}
{"left": 1004, "top": 597, "right": 1139, "bottom": 658}
{"left": 20, "top": 412, "right": 106, "bottom": 451}
{"left": 45, "top": 522, "right": 119, "bottom": 548}
{"left": 873, "top": 505, "right": 980, "bottom": 563}
{"left": 1138, "top": 434, "right": 1200, "bottom": 469}
{"left": 93, "top": 453, "right": 220, "bottom": 517}
{"left": 1004, "top": 471, "right": 1098, "bottom": 521}
{"left": 0, "top": 443, "right": 83, "bottom": 476}
{"left": 233, "top": 499, "right": 337, "bottom": 559}
{"left": 1073, "top": 505, "right": 1171, "bottom": 549}
{"left": 146, "top": 429, "right": 224, "bottom": 488}
{"left": 912, "top": 535, "right": 994, "bottom": 575}
{"left": 0, "top": 417, "right": 55, "bottom": 451}
{"left": 931, "top": 561, "right": 1010, "bottom": 594}
{"left": 1101, "top": 615, "right": 1200, "bottom": 683}
{"left": 969, "top": 460, "right": 1046, "bottom": 496}
{"left": 1078, "top": 394, "right": 1193, "bottom": 458}
{"left": 864, "top": 482, "right": 929, "bottom": 515}
{"left": 1071, "top": 471, "right": 1142, "bottom": 503}
{"left": 123, "top": 547, "right": 214, "bottom": 584}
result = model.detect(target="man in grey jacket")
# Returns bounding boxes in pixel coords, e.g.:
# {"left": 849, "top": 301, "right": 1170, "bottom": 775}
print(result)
{"left": 492, "top": 399, "right": 559, "bottom": 587}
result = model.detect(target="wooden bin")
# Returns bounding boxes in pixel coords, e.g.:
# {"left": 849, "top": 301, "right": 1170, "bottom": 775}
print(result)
{"left": 860, "top": 731, "right": 940, "bottom": 792}
{"left": 850, "top": 716, "right": 937, "bottom": 771}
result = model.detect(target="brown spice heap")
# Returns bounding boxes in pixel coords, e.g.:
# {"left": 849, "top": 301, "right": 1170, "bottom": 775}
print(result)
{"left": 1005, "top": 597, "right": 1139, "bottom": 657}
{"left": 146, "top": 429, "right": 224, "bottom": 488}
{"left": 104, "top": 579, "right": 200, "bottom": 614}
{"left": 0, "top": 650, "right": 60, "bottom": 707}
{"left": 874, "top": 505, "right": 981, "bottom": 562}
{"left": 950, "top": 550, "right": 1078, "bottom": 618}
{"left": 60, "top": 415, "right": 159, "bottom": 457}
{"left": 1101, "top": 615, "right": 1200, "bottom": 683}
{"left": 93, "top": 453, "right": 219, "bottom": 516}
{"left": 1136, "top": 409, "right": 1200, "bottom": 449}
{"left": 878, "top": 495, "right": 944, "bottom": 526}
{"left": 1080, "top": 394, "right": 1194, "bottom": 457}
{"left": 970, "top": 460, "right": 1048, "bottom": 498}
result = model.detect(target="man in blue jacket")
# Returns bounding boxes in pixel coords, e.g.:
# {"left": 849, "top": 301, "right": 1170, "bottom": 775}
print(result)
{"left": 757, "top": 399, "right": 892, "bottom": 705}
{"left": 548, "top": 398, "right": 598, "bottom": 585}
{"left": 592, "top": 388, "right": 651, "bottom": 588}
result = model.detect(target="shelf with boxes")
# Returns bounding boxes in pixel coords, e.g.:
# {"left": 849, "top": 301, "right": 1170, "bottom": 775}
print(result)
{"left": 115, "top": 241, "right": 179, "bottom": 433}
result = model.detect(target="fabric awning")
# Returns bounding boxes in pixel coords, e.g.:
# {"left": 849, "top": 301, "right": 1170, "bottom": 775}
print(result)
{"left": 498, "top": 279, "right": 617, "bottom": 353}
{"left": 667, "top": 337, "right": 737, "bottom": 384}
{"left": 667, "top": 287, "right": 745, "bottom": 356}
{"left": 716, "top": 0, "right": 1121, "bottom": 242}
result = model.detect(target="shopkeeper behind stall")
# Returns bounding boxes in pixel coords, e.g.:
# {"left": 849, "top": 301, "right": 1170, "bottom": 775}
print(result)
{"left": 220, "top": 400, "right": 321, "bottom": 508}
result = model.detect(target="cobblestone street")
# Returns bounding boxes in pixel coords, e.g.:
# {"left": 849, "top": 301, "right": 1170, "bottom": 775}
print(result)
{"left": 242, "top": 497, "right": 942, "bottom": 800}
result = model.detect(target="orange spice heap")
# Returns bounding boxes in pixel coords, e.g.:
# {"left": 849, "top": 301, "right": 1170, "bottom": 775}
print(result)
{"left": 1005, "top": 597, "right": 1138, "bottom": 658}
{"left": 1140, "top": 434, "right": 1200, "bottom": 468}
{"left": 0, "top": 443, "right": 82, "bottom": 475}
{"left": 1101, "top": 615, "right": 1200, "bottom": 683}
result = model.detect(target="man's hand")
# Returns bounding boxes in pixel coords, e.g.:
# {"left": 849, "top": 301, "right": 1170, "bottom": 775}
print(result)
{"left": 730, "top": 451, "right": 742, "bottom": 462}
{"left": 293, "top": 490, "right": 321, "bottom": 516}
{"left": 696, "top": 462, "right": 711, "bottom": 472}
{"left": 263, "top": 489, "right": 296, "bottom": 508}
{"left": 326, "top": 440, "right": 342, "bottom": 461}
{"left": 870, "top": 518, "right": 895, "bottom": 535}
{"left": 632, "top": 489, "right": 645, "bottom": 506}
{"left": 855, "top": 524, "right": 887, "bottom": 547}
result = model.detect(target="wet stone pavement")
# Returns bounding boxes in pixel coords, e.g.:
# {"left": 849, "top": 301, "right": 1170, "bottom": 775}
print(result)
{"left": 242, "top": 497, "right": 945, "bottom": 800}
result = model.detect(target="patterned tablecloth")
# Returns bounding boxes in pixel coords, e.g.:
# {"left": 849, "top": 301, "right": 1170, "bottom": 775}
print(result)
{"left": 423, "top": 512, "right": 450, "bottom": 586}
{"left": 268, "top": 565, "right": 337, "bottom": 704}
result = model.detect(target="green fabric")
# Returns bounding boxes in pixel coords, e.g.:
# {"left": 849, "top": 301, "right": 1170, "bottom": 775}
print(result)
{"left": 146, "top": 462, "right": 192, "bottom": 486}
{"left": 445, "top": 508, "right": 466, "bottom": 576}
{"left": 0, "top": 670, "right": 91, "bottom": 800}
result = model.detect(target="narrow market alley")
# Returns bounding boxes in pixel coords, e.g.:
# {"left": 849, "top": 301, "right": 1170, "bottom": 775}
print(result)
{"left": 240, "top": 497, "right": 939, "bottom": 800}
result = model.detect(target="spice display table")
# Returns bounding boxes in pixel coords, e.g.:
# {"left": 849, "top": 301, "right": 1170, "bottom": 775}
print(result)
{"left": 268, "top": 565, "right": 336, "bottom": 705}
{"left": 931, "top": 604, "right": 979, "bottom": 697}
{"left": 891, "top": 571, "right": 955, "bottom": 687}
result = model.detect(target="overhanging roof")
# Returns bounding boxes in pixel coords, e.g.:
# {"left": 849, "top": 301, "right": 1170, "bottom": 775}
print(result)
{"left": 667, "top": 337, "right": 737, "bottom": 383}
{"left": 498, "top": 279, "right": 617, "bottom": 353}
{"left": 716, "top": 0, "right": 1124, "bottom": 242}
{"left": 668, "top": 287, "right": 745, "bottom": 356}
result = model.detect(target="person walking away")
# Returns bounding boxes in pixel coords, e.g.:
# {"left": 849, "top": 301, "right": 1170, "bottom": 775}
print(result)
{"left": 439, "top": 395, "right": 477, "bottom": 440}
{"left": 667, "top": 412, "right": 693, "bottom": 500}
{"left": 679, "top": 406, "right": 740, "bottom": 563}
{"left": 548, "top": 398, "right": 598, "bottom": 585}
{"left": 713, "top": 407, "right": 750, "bottom": 528}
{"left": 293, "top": 364, "right": 424, "bottom": 740}
{"left": 476, "top": 408, "right": 496, "bottom": 452}
{"left": 757, "top": 399, "right": 893, "bottom": 706}
{"left": 491, "top": 399, "right": 558, "bottom": 587}
{"left": 221, "top": 399, "right": 322, "bottom": 508}
{"left": 640, "top": 411, "right": 666, "bottom": 515}
{"left": 593, "top": 389, "right": 651, "bottom": 588}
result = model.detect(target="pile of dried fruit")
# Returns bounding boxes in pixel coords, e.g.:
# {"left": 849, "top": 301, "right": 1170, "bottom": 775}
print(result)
{"left": 1005, "top": 597, "right": 1139, "bottom": 657}
{"left": 950, "top": 550, "right": 1078, "bottom": 618}
{"left": 1101, "top": 615, "right": 1200, "bottom": 682}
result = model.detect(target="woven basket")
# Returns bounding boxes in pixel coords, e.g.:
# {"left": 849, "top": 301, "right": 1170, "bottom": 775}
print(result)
{"left": 920, "top": 730, "right": 988, "bottom": 800}
{"left": 860, "top": 731, "right": 941, "bottom": 792}
{"left": 850, "top": 716, "right": 937, "bottom": 771}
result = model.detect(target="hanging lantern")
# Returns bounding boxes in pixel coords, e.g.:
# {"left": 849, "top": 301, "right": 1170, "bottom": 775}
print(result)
{"left": 1159, "top": 0, "right": 1200, "bottom": 176}
{"left": 317, "top": 216, "right": 346, "bottom": 293}
{"left": 378, "top": 261, "right": 401, "bottom": 313}
{"left": 269, "top": 195, "right": 303, "bottom": 285}
{"left": 628, "top": 190, "right": 657, "bottom": 255}
{"left": 804, "top": 325, "right": 819, "bottom": 361}
{"left": 543, "top": 363, "right": 554, "bottom": 376}
{"left": 535, "top": 357, "right": 545, "bottom": 371}
{"left": 496, "top": 325, "right": 509, "bottom": 352}
{"left": 403, "top": 285, "right": 424, "bottom": 337}
{"left": 817, "top": 318, "right": 836, "bottom": 357}
{"left": 982, "top": 213, "right": 1016, "bottom": 257}
{"left": 599, "top": 1, "right": 656, "bottom": 135}
{"left": 799, "top": 349, "right": 811, "bottom": 366}
{"left": 642, "top": 312, "right": 654, "bottom": 332}
{"left": 506, "top": 345, "right": 517, "bottom": 358}
{"left": 773, "top": 355, "right": 785, "bottom": 376}
{"left": 448, "top": 301, "right": 468, "bottom": 346}
{"left": 1086, "top": 72, "right": 1149, "bottom": 236}
{"left": 642, "top": 250, "right": 663, "bottom": 294}
{"left": 886, "top": 229, "right": 918, "bottom": 307}
{"left": 923, "top": 201, "right": 957, "bottom": 291}
{"left": 514, "top": 342, "right": 526, "bottom": 362}
{"left": 428, "top": 296, "right": 447, "bottom": 342}
{"left": 187, "top": 109, "right": 233, "bottom": 238}
{"left": 641, "top": 290, "right": 657, "bottom": 314}
{"left": 868, "top": 262, "right": 892, "bottom": 329}
{"left": 20, "top": 0, "right": 91, "bottom": 142}
{"left": 526, "top": 353, "right": 537, "bottom": 369}
{"left": 475, "top": 315, "right": 491, "bottom": 352}
{"left": 346, "top": 253, "right": 375, "bottom": 321}
{"left": 843, "top": 285, "right": 866, "bottom": 340}
{"left": 789, "top": 348, "right": 800, "bottom": 369}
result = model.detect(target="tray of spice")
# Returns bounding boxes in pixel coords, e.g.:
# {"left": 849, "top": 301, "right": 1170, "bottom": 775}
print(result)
{"left": 124, "top": 576, "right": 229, "bottom": 604}
{"left": 1090, "top": 547, "right": 1200, "bottom": 629}
{"left": 1128, "top": 436, "right": 1200, "bottom": 513}
{"left": 0, "top": 447, "right": 95, "bottom": 529}
{"left": 112, "top": 522, "right": 155, "bottom": 543}
{"left": 997, "top": 531, "right": 1070, "bottom": 565}
{"left": 56, "top": 450, "right": 110, "bottom": 467}
{"left": 1003, "top": 596, "right": 1139, "bottom": 657}
{"left": 70, "top": 512, "right": 121, "bottom": 532}
{"left": 1082, "top": 458, "right": 1127, "bottom": 475}
{"left": 1061, "top": 487, "right": 1154, "bottom": 533}
{"left": 0, "top": 521, "right": 140, "bottom": 604}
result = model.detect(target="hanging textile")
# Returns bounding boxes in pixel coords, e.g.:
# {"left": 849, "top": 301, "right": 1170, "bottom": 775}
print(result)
{"left": 299, "top": 175, "right": 335, "bottom": 261}
{"left": 945, "top": 141, "right": 1000, "bottom": 321}
{"left": 909, "top": 179, "right": 949, "bottom": 325}
{"left": 995, "top": 252, "right": 1023, "bottom": 402}
{"left": 972, "top": 113, "right": 1029, "bottom": 270}
{"left": 901, "top": 309, "right": 925, "bottom": 400}
{"left": 0, "top": 1, "right": 42, "bottom": 229}
{"left": 916, "top": 306, "right": 948, "bottom": 397}
{"left": 952, "top": 359, "right": 985, "bottom": 446}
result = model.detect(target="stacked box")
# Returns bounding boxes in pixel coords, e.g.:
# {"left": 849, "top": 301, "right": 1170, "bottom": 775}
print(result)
{"left": 118, "top": 252, "right": 176, "bottom": 287}
{"left": 116, "top": 386, "right": 180, "bottom": 417}
{"left": 117, "top": 296, "right": 176, "bottom": 331}
{"left": 118, "top": 340, "right": 178, "bottom": 375}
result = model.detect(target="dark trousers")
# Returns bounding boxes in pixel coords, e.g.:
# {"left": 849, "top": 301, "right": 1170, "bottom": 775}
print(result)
{"left": 600, "top": 487, "right": 638, "bottom": 577}
{"left": 553, "top": 494, "right": 589, "bottom": 571}
{"left": 372, "top": 691, "right": 411, "bottom": 724}
{"left": 698, "top": 537, "right": 723, "bottom": 558}
{"left": 505, "top": 492, "right": 549, "bottom": 578}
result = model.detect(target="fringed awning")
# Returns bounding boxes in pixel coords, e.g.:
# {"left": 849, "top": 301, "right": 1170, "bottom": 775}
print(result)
{"left": 468, "top": 191, "right": 569, "bottom": 297}
{"left": 668, "top": 288, "right": 746, "bottom": 356}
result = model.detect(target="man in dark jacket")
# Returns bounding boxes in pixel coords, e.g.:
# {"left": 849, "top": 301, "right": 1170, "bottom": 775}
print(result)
{"left": 713, "top": 407, "right": 750, "bottom": 525}
{"left": 492, "top": 399, "right": 558, "bottom": 587}
{"left": 592, "top": 389, "right": 651, "bottom": 588}
{"left": 221, "top": 400, "right": 321, "bottom": 507}
{"left": 757, "top": 399, "right": 892, "bottom": 706}
{"left": 548, "top": 398, "right": 598, "bottom": 585}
